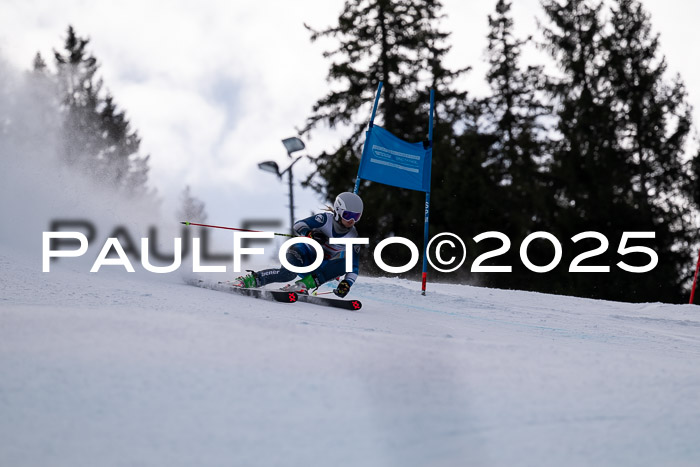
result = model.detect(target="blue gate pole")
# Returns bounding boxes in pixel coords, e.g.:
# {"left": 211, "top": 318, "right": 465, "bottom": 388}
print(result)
{"left": 421, "top": 89, "right": 435, "bottom": 295}
{"left": 354, "top": 81, "right": 383, "bottom": 194}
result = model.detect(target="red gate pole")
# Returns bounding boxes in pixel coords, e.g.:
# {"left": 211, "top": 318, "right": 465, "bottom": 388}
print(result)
{"left": 690, "top": 250, "right": 700, "bottom": 304}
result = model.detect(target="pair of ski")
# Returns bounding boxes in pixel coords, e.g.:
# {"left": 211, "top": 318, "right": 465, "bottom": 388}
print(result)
{"left": 189, "top": 279, "right": 362, "bottom": 311}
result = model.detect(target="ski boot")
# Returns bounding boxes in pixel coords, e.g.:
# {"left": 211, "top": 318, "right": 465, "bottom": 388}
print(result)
{"left": 232, "top": 270, "right": 260, "bottom": 288}
{"left": 281, "top": 274, "right": 319, "bottom": 295}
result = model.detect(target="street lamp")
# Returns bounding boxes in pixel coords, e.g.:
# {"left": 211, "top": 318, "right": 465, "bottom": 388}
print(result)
{"left": 258, "top": 137, "right": 306, "bottom": 235}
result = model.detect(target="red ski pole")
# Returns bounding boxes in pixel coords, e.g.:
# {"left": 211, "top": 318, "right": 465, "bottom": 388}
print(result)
{"left": 181, "top": 221, "right": 294, "bottom": 237}
{"left": 690, "top": 249, "right": 700, "bottom": 304}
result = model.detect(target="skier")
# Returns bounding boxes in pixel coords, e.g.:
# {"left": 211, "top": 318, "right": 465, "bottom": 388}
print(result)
{"left": 233, "top": 192, "right": 364, "bottom": 297}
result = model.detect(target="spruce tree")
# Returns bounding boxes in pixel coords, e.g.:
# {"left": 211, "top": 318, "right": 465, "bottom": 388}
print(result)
{"left": 540, "top": 0, "right": 625, "bottom": 299}
{"left": 54, "top": 26, "right": 150, "bottom": 196}
{"left": 477, "top": 0, "right": 552, "bottom": 288}
{"left": 541, "top": 0, "right": 620, "bottom": 224}
{"left": 178, "top": 185, "right": 208, "bottom": 223}
{"left": 54, "top": 26, "right": 102, "bottom": 168}
{"left": 302, "top": 0, "right": 477, "bottom": 275}
{"left": 604, "top": 0, "right": 695, "bottom": 301}
{"left": 484, "top": 0, "right": 549, "bottom": 201}
{"left": 32, "top": 52, "right": 48, "bottom": 72}
{"left": 98, "top": 93, "right": 151, "bottom": 196}
{"left": 541, "top": 0, "right": 696, "bottom": 302}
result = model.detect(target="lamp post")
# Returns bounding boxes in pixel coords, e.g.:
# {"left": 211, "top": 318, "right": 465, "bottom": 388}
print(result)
{"left": 258, "top": 137, "right": 306, "bottom": 235}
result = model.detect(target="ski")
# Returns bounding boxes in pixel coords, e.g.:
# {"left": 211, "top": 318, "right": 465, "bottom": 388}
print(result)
{"left": 296, "top": 293, "right": 362, "bottom": 311}
{"left": 186, "top": 278, "right": 361, "bottom": 309}
{"left": 186, "top": 279, "right": 298, "bottom": 303}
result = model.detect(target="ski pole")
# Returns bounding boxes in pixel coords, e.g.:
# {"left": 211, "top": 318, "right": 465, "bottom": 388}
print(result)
{"left": 181, "top": 221, "right": 294, "bottom": 237}
{"left": 690, "top": 249, "right": 700, "bottom": 304}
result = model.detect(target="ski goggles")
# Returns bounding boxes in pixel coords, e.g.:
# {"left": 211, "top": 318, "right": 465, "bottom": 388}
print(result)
{"left": 340, "top": 210, "right": 362, "bottom": 222}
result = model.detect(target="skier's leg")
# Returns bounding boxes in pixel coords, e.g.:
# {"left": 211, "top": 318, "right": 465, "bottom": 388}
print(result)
{"left": 310, "top": 258, "right": 348, "bottom": 284}
{"left": 249, "top": 243, "right": 317, "bottom": 287}
{"left": 295, "top": 258, "right": 349, "bottom": 289}
{"left": 255, "top": 267, "right": 297, "bottom": 286}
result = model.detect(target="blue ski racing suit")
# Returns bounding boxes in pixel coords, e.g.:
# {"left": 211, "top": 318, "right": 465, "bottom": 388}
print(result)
{"left": 255, "top": 212, "right": 361, "bottom": 289}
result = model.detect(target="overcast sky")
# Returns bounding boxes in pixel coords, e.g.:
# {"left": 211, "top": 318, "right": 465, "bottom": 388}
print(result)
{"left": 1, "top": 0, "right": 699, "bottom": 232}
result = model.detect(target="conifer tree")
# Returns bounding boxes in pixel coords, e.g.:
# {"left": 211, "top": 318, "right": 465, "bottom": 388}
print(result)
{"left": 54, "top": 26, "right": 101, "bottom": 167}
{"left": 32, "top": 52, "right": 47, "bottom": 72}
{"left": 484, "top": 0, "right": 549, "bottom": 191}
{"left": 542, "top": 0, "right": 619, "bottom": 222}
{"left": 479, "top": 0, "right": 551, "bottom": 282}
{"left": 604, "top": 0, "right": 695, "bottom": 300}
{"left": 541, "top": 0, "right": 696, "bottom": 302}
{"left": 178, "top": 185, "right": 208, "bottom": 223}
{"left": 302, "top": 0, "right": 476, "bottom": 274}
{"left": 53, "top": 26, "right": 150, "bottom": 196}
{"left": 539, "top": 0, "right": 626, "bottom": 298}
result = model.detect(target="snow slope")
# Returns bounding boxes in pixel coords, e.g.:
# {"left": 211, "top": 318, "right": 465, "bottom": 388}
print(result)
{"left": 1, "top": 246, "right": 699, "bottom": 467}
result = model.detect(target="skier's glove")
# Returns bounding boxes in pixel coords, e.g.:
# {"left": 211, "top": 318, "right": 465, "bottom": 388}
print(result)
{"left": 307, "top": 230, "right": 329, "bottom": 245}
{"left": 334, "top": 280, "right": 351, "bottom": 298}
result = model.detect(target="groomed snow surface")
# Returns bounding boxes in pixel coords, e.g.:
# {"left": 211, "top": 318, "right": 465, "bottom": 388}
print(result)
{"left": 1, "top": 247, "right": 699, "bottom": 467}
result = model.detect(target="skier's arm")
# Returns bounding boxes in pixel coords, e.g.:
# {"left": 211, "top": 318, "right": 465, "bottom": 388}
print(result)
{"left": 334, "top": 250, "right": 358, "bottom": 297}
{"left": 342, "top": 244, "right": 361, "bottom": 286}
{"left": 292, "top": 213, "right": 327, "bottom": 237}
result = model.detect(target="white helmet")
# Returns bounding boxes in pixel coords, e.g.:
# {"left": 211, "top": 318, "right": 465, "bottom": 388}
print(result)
{"left": 334, "top": 192, "right": 363, "bottom": 223}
